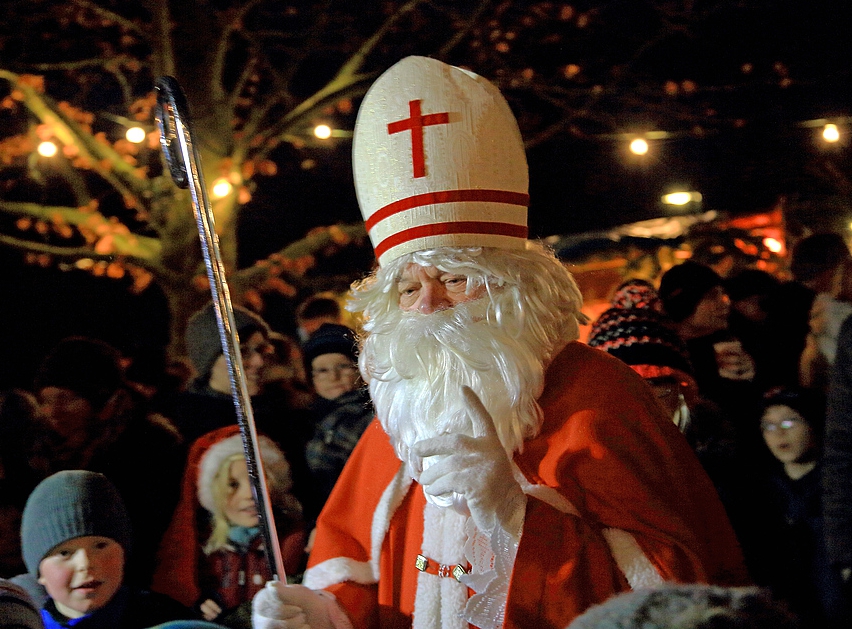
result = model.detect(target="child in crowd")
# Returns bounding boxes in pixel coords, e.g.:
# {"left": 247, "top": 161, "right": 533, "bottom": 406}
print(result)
{"left": 152, "top": 426, "right": 306, "bottom": 629}
{"left": 11, "top": 470, "right": 194, "bottom": 629}
{"left": 753, "top": 387, "right": 845, "bottom": 627}
{"left": 301, "top": 323, "right": 373, "bottom": 528}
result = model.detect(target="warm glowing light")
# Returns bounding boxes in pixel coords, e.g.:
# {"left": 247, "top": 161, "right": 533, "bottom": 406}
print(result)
{"left": 314, "top": 124, "right": 332, "bottom": 140}
{"left": 126, "top": 126, "right": 146, "bottom": 143}
{"left": 823, "top": 123, "right": 840, "bottom": 143}
{"left": 662, "top": 191, "right": 702, "bottom": 206}
{"left": 629, "top": 138, "right": 649, "bottom": 155}
{"left": 763, "top": 237, "right": 783, "bottom": 253}
{"left": 37, "top": 141, "right": 58, "bottom": 157}
{"left": 212, "top": 178, "right": 233, "bottom": 198}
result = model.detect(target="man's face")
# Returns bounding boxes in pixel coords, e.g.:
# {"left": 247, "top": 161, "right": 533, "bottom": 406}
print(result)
{"left": 38, "top": 387, "right": 95, "bottom": 438}
{"left": 682, "top": 285, "right": 730, "bottom": 336}
{"left": 396, "top": 264, "right": 484, "bottom": 313}
{"left": 38, "top": 536, "right": 124, "bottom": 619}
{"left": 311, "top": 352, "right": 359, "bottom": 401}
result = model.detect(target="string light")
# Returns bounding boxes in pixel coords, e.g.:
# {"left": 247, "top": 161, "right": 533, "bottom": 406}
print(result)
{"left": 37, "top": 141, "right": 58, "bottom": 157}
{"left": 763, "top": 237, "right": 783, "bottom": 253}
{"left": 211, "top": 178, "right": 233, "bottom": 198}
{"left": 125, "top": 126, "right": 146, "bottom": 143}
{"left": 823, "top": 123, "right": 840, "bottom": 143}
{"left": 313, "top": 124, "right": 332, "bottom": 140}
{"left": 629, "top": 138, "right": 649, "bottom": 155}
{"left": 662, "top": 191, "right": 701, "bottom": 205}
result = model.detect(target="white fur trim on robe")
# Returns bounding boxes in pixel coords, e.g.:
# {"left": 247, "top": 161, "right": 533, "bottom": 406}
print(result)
{"left": 304, "top": 462, "right": 662, "bottom": 597}
{"left": 304, "top": 467, "right": 412, "bottom": 589}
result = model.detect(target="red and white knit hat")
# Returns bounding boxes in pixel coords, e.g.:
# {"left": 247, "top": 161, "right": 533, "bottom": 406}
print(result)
{"left": 353, "top": 56, "right": 529, "bottom": 267}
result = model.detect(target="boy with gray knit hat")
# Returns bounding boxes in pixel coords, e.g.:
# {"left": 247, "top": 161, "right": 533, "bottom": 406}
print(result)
{"left": 12, "top": 470, "right": 194, "bottom": 629}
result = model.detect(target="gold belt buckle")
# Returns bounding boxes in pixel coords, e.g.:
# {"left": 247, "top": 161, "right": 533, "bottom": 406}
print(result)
{"left": 415, "top": 554, "right": 429, "bottom": 572}
{"left": 451, "top": 564, "right": 468, "bottom": 582}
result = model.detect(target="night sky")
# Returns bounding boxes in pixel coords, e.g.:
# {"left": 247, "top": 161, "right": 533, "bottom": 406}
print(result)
{"left": 1, "top": 0, "right": 851, "bottom": 390}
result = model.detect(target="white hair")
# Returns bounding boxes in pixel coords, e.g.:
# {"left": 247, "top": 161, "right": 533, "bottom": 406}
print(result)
{"left": 348, "top": 243, "right": 587, "bottom": 471}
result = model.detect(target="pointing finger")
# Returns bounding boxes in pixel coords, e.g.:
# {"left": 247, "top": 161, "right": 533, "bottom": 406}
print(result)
{"left": 462, "top": 385, "right": 498, "bottom": 438}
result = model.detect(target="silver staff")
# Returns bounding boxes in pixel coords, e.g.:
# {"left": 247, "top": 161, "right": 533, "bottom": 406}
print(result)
{"left": 155, "top": 76, "right": 285, "bottom": 581}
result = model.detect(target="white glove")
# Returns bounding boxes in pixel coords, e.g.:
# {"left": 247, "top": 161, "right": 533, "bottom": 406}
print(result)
{"left": 252, "top": 581, "right": 353, "bottom": 629}
{"left": 414, "top": 386, "right": 526, "bottom": 539}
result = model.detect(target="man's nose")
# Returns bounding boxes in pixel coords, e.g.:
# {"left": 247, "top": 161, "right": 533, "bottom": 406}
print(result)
{"left": 415, "top": 281, "right": 451, "bottom": 314}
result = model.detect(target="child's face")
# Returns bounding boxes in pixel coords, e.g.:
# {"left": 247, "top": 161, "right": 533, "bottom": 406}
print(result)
{"left": 311, "top": 352, "right": 359, "bottom": 401}
{"left": 761, "top": 405, "right": 816, "bottom": 465}
{"left": 37, "top": 535, "right": 124, "bottom": 619}
{"left": 224, "top": 459, "right": 259, "bottom": 528}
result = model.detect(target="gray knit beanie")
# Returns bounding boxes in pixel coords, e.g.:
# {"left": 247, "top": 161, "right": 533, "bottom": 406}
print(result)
{"left": 20, "top": 470, "right": 132, "bottom": 577}
{"left": 0, "top": 579, "right": 42, "bottom": 629}
{"left": 185, "top": 303, "right": 271, "bottom": 386}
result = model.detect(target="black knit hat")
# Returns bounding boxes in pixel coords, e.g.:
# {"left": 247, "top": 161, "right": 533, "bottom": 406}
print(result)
{"left": 302, "top": 323, "right": 358, "bottom": 373}
{"left": 762, "top": 386, "right": 826, "bottom": 434}
{"left": 589, "top": 280, "right": 694, "bottom": 379}
{"left": 658, "top": 261, "right": 723, "bottom": 322}
{"left": 34, "top": 337, "right": 124, "bottom": 409}
{"left": 20, "top": 470, "right": 132, "bottom": 577}
{"left": 185, "top": 303, "right": 271, "bottom": 385}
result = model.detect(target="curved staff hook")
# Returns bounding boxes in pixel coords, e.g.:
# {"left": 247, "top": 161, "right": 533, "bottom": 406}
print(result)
{"left": 154, "top": 76, "right": 286, "bottom": 582}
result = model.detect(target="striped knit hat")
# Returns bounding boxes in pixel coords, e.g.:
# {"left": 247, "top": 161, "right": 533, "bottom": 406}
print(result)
{"left": 589, "top": 280, "right": 695, "bottom": 383}
{"left": 353, "top": 56, "right": 529, "bottom": 267}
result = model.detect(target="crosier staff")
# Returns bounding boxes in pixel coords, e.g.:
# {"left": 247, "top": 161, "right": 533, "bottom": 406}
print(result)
{"left": 154, "top": 76, "right": 286, "bottom": 582}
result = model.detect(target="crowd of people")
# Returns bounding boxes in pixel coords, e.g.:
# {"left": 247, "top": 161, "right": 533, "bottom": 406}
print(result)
{"left": 1, "top": 54, "right": 851, "bottom": 629}
{"left": 0, "top": 293, "right": 373, "bottom": 628}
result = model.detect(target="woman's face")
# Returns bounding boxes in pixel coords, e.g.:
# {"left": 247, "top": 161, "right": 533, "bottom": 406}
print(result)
{"left": 311, "top": 353, "right": 359, "bottom": 400}
{"left": 761, "top": 405, "right": 816, "bottom": 465}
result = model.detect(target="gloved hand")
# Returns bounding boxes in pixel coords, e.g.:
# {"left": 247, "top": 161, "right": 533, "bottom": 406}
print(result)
{"left": 251, "top": 581, "right": 353, "bottom": 629}
{"left": 414, "top": 386, "right": 526, "bottom": 539}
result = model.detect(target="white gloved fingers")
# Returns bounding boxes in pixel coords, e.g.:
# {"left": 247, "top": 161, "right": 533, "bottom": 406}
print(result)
{"left": 252, "top": 581, "right": 353, "bottom": 629}
{"left": 413, "top": 433, "right": 477, "bottom": 459}
{"left": 461, "top": 386, "right": 498, "bottom": 438}
{"left": 417, "top": 452, "right": 481, "bottom": 487}
{"left": 253, "top": 582, "right": 311, "bottom": 629}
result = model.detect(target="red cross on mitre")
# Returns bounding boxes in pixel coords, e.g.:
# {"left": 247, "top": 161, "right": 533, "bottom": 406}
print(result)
{"left": 387, "top": 99, "right": 451, "bottom": 178}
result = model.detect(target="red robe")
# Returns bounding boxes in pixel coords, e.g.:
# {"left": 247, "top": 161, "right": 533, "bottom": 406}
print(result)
{"left": 304, "top": 342, "right": 750, "bottom": 628}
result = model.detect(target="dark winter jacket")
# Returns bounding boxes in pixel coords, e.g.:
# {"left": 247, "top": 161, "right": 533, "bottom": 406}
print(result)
{"left": 200, "top": 533, "right": 269, "bottom": 617}
{"left": 38, "top": 586, "right": 193, "bottom": 629}
{"left": 304, "top": 387, "right": 373, "bottom": 524}
{"left": 825, "top": 317, "right": 852, "bottom": 568}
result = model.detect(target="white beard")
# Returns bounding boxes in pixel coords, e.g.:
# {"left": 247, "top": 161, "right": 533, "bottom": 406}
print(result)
{"left": 360, "top": 294, "right": 548, "bottom": 486}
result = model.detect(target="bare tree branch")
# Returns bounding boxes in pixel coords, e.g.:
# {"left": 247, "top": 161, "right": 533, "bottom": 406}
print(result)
{"left": 70, "top": 0, "right": 147, "bottom": 36}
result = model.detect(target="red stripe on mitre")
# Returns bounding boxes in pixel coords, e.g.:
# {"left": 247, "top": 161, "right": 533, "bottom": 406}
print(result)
{"left": 374, "top": 221, "right": 528, "bottom": 260}
{"left": 364, "top": 189, "right": 529, "bottom": 232}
